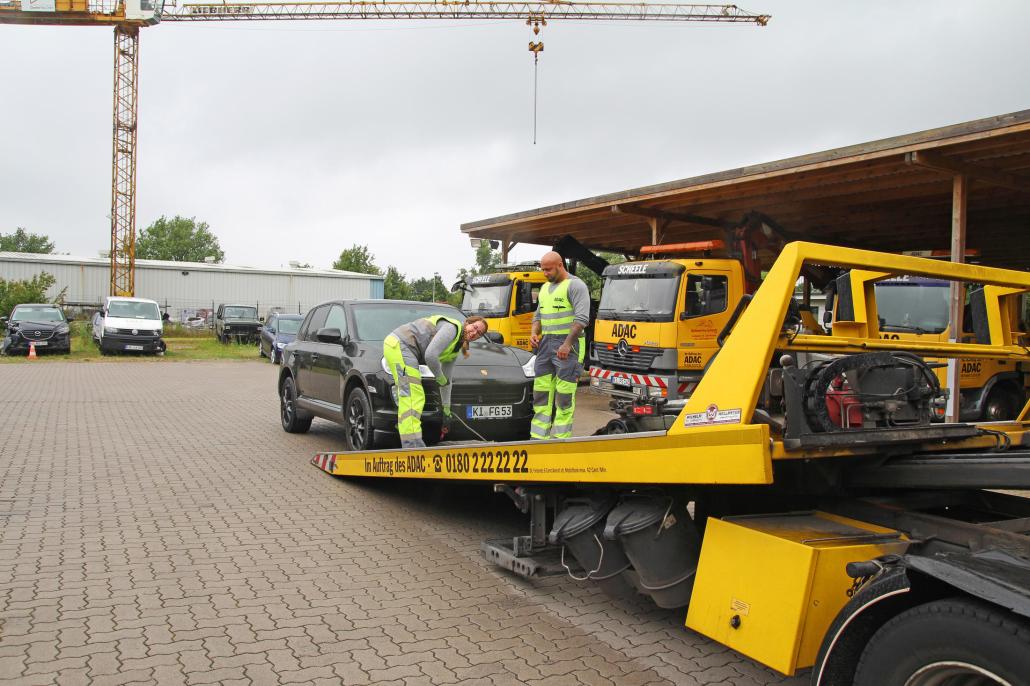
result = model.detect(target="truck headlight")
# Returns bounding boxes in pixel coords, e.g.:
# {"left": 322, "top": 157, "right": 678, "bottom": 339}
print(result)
{"left": 104, "top": 326, "right": 117, "bottom": 335}
{"left": 522, "top": 355, "right": 536, "bottom": 378}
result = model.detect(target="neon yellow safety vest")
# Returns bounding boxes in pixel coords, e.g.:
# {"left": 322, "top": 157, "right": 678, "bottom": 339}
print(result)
{"left": 425, "top": 314, "right": 465, "bottom": 362}
{"left": 537, "top": 279, "right": 577, "bottom": 337}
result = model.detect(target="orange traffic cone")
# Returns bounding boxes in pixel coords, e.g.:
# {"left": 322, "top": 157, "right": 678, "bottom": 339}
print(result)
{"left": 28, "top": 341, "right": 37, "bottom": 359}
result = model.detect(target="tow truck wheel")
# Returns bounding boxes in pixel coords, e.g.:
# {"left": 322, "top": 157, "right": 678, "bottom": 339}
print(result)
{"left": 344, "top": 387, "right": 375, "bottom": 451}
{"left": 280, "top": 377, "right": 312, "bottom": 434}
{"left": 853, "top": 597, "right": 1030, "bottom": 686}
{"left": 982, "top": 387, "right": 1020, "bottom": 422}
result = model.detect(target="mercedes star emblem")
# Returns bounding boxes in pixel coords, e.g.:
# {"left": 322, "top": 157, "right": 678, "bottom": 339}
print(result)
{"left": 617, "top": 339, "right": 630, "bottom": 357}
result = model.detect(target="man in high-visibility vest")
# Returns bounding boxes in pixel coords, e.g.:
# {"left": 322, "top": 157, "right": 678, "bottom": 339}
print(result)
{"left": 529, "top": 251, "right": 590, "bottom": 440}
{"left": 385, "top": 314, "right": 489, "bottom": 448}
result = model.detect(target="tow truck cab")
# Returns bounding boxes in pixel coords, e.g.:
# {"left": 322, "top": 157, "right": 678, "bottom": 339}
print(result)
{"left": 589, "top": 258, "right": 745, "bottom": 400}
{"left": 456, "top": 268, "right": 547, "bottom": 352}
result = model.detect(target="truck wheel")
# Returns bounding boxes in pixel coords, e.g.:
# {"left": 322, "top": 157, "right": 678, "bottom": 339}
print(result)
{"left": 344, "top": 387, "right": 375, "bottom": 451}
{"left": 280, "top": 377, "right": 312, "bottom": 434}
{"left": 854, "top": 597, "right": 1030, "bottom": 686}
{"left": 982, "top": 387, "right": 1020, "bottom": 422}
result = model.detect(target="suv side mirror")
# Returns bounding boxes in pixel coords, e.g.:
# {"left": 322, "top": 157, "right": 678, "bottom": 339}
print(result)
{"left": 259, "top": 316, "right": 265, "bottom": 322}
{"left": 484, "top": 331, "right": 503, "bottom": 344}
{"left": 315, "top": 327, "right": 343, "bottom": 344}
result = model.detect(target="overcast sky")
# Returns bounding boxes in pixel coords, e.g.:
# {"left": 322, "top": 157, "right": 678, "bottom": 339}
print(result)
{"left": 2, "top": 1, "right": 1028, "bottom": 280}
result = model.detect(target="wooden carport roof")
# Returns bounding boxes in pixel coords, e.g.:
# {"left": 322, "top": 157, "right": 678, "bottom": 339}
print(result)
{"left": 462, "top": 110, "right": 1030, "bottom": 269}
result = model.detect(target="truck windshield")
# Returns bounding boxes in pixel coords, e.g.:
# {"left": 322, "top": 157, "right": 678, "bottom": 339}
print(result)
{"left": 352, "top": 304, "right": 462, "bottom": 341}
{"left": 461, "top": 284, "right": 511, "bottom": 318}
{"left": 874, "top": 279, "right": 950, "bottom": 334}
{"left": 108, "top": 301, "right": 160, "bottom": 320}
{"left": 224, "top": 306, "right": 257, "bottom": 319}
{"left": 598, "top": 275, "right": 679, "bottom": 322}
{"left": 11, "top": 306, "right": 64, "bottom": 322}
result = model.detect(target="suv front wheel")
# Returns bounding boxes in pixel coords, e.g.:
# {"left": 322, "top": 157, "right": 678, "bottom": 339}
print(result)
{"left": 344, "top": 386, "right": 375, "bottom": 451}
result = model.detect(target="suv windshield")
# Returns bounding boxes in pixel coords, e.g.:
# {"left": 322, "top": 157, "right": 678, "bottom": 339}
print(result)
{"left": 874, "top": 279, "right": 950, "bottom": 334}
{"left": 352, "top": 303, "right": 462, "bottom": 341}
{"left": 598, "top": 275, "right": 680, "bottom": 322}
{"left": 277, "top": 318, "right": 301, "bottom": 334}
{"left": 107, "top": 301, "right": 160, "bottom": 320}
{"left": 224, "top": 306, "right": 257, "bottom": 319}
{"left": 12, "top": 306, "right": 64, "bottom": 322}
{"left": 461, "top": 284, "right": 510, "bottom": 318}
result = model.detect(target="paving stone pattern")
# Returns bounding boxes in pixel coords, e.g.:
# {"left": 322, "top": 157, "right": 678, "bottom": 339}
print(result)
{"left": 0, "top": 361, "right": 805, "bottom": 685}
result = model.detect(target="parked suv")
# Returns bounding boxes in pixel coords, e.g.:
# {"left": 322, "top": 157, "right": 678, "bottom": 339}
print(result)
{"left": 92, "top": 296, "right": 166, "bottom": 355}
{"left": 215, "top": 304, "right": 262, "bottom": 343}
{"left": 259, "top": 313, "right": 304, "bottom": 364}
{"left": 277, "top": 299, "right": 535, "bottom": 450}
{"left": 1, "top": 303, "right": 72, "bottom": 355}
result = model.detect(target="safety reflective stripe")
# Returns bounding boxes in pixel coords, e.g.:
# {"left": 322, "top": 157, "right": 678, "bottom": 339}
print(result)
{"left": 398, "top": 409, "right": 421, "bottom": 424}
{"left": 551, "top": 422, "right": 573, "bottom": 436}
{"left": 400, "top": 432, "right": 422, "bottom": 442}
{"left": 539, "top": 311, "right": 573, "bottom": 320}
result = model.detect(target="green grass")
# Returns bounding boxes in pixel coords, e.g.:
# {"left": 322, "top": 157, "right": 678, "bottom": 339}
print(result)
{"left": 0, "top": 322, "right": 263, "bottom": 363}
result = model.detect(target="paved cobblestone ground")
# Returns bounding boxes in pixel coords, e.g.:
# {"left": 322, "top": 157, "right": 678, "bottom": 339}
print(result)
{"left": 0, "top": 361, "right": 804, "bottom": 685}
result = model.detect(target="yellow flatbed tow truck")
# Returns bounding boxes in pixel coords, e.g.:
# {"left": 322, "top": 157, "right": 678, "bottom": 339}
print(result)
{"left": 306, "top": 242, "right": 1030, "bottom": 685}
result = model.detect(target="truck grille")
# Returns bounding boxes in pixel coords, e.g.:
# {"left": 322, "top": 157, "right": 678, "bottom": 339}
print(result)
{"left": 452, "top": 386, "right": 527, "bottom": 405}
{"left": 595, "top": 346, "right": 661, "bottom": 372}
{"left": 115, "top": 328, "right": 159, "bottom": 337}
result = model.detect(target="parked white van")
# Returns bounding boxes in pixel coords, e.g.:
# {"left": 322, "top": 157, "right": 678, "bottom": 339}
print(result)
{"left": 92, "top": 296, "right": 166, "bottom": 355}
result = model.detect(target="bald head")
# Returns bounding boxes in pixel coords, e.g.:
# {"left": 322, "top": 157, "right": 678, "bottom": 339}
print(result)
{"left": 540, "top": 251, "right": 567, "bottom": 283}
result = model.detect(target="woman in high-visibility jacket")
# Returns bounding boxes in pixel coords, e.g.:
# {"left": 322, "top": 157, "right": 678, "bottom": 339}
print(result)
{"left": 384, "top": 314, "right": 489, "bottom": 448}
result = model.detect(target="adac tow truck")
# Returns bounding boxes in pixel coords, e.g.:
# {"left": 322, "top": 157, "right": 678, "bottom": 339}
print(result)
{"left": 307, "top": 243, "right": 1030, "bottom": 685}
{"left": 452, "top": 264, "right": 548, "bottom": 351}
{"left": 589, "top": 213, "right": 825, "bottom": 402}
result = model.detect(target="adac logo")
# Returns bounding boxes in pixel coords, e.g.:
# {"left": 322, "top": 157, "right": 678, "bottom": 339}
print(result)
{"left": 611, "top": 323, "right": 637, "bottom": 339}
{"left": 617, "top": 339, "right": 630, "bottom": 358}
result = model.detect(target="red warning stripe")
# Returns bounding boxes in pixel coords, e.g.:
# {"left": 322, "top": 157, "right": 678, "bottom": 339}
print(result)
{"left": 311, "top": 453, "right": 336, "bottom": 473}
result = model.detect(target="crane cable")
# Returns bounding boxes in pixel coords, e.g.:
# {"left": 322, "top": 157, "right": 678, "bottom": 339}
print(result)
{"left": 527, "top": 14, "right": 545, "bottom": 144}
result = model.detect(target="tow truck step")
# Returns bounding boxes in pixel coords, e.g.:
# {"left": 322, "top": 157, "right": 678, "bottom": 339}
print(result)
{"left": 481, "top": 539, "right": 572, "bottom": 579}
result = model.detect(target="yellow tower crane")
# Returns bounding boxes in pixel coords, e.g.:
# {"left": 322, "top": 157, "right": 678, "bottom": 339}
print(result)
{"left": 0, "top": 1, "right": 769, "bottom": 296}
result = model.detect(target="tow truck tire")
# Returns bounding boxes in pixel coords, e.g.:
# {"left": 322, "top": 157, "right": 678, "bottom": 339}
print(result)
{"left": 982, "top": 387, "right": 1020, "bottom": 422}
{"left": 853, "top": 597, "right": 1030, "bottom": 686}
{"left": 280, "top": 376, "right": 312, "bottom": 434}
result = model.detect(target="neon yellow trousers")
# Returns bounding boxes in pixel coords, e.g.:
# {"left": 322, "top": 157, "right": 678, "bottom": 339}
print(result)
{"left": 384, "top": 335, "right": 426, "bottom": 448}
{"left": 531, "top": 335, "right": 584, "bottom": 440}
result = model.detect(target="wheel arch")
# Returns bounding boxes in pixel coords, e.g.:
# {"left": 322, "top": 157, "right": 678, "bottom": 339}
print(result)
{"left": 813, "top": 553, "right": 1030, "bottom": 686}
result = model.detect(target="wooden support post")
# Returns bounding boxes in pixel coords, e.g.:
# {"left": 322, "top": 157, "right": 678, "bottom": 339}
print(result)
{"left": 501, "top": 240, "right": 510, "bottom": 264}
{"left": 946, "top": 174, "right": 968, "bottom": 422}
{"left": 649, "top": 217, "right": 658, "bottom": 246}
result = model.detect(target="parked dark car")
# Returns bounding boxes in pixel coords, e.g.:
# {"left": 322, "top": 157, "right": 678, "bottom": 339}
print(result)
{"left": 277, "top": 299, "right": 535, "bottom": 450}
{"left": 215, "top": 304, "right": 262, "bottom": 343}
{"left": 1, "top": 303, "right": 72, "bottom": 355}
{"left": 259, "top": 313, "right": 304, "bottom": 364}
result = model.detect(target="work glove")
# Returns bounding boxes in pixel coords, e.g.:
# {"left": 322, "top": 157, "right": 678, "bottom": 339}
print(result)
{"left": 441, "top": 408, "right": 452, "bottom": 440}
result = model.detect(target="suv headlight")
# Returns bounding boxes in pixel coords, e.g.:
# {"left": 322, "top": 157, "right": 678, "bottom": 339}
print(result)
{"left": 522, "top": 355, "right": 536, "bottom": 378}
{"left": 55, "top": 324, "right": 69, "bottom": 334}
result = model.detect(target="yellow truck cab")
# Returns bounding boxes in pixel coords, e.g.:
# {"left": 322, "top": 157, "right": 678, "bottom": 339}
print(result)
{"left": 589, "top": 256, "right": 745, "bottom": 400}
{"left": 841, "top": 274, "right": 1029, "bottom": 421}
{"left": 456, "top": 267, "right": 548, "bottom": 352}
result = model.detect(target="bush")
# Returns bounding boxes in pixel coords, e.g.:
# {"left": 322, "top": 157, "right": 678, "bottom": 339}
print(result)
{"left": 0, "top": 273, "right": 58, "bottom": 319}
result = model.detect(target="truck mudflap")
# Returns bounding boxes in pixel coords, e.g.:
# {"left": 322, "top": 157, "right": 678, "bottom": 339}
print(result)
{"left": 813, "top": 550, "right": 1030, "bottom": 685}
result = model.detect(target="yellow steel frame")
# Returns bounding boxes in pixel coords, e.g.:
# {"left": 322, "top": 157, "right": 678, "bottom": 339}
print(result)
{"left": 320, "top": 242, "right": 1030, "bottom": 483}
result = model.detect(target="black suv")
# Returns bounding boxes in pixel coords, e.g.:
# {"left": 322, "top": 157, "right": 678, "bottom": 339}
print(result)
{"left": 277, "top": 299, "right": 535, "bottom": 450}
{"left": 1, "top": 304, "right": 72, "bottom": 355}
{"left": 215, "top": 304, "right": 262, "bottom": 343}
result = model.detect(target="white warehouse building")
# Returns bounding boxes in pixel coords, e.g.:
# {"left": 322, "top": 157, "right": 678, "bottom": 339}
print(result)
{"left": 0, "top": 252, "right": 384, "bottom": 320}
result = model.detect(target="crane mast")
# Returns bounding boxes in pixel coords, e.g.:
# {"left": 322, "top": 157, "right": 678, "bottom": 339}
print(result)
{"left": 0, "top": 0, "right": 769, "bottom": 296}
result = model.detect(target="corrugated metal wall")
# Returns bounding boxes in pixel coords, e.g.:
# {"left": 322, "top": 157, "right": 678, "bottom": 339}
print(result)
{"left": 0, "top": 254, "right": 382, "bottom": 318}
